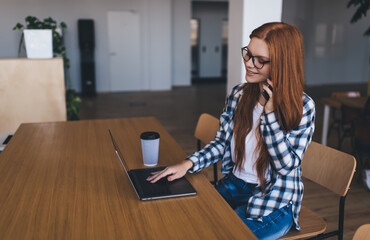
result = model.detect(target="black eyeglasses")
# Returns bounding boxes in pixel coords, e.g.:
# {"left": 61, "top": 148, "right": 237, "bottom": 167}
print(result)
{"left": 241, "top": 47, "right": 270, "bottom": 69}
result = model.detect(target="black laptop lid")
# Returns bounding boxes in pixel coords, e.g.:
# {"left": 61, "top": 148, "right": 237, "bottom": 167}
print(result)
{"left": 108, "top": 130, "right": 196, "bottom": 200}
{"left": 129, "top": 167, "right": 197, "bottom": 200}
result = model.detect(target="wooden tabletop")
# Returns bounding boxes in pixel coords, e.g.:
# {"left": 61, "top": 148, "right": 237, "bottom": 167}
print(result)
{"left": 320, "top": 96, "right": 367, "bottom": 109}
{"left": 0, "top": 117, "right": 256, "bottom": 240}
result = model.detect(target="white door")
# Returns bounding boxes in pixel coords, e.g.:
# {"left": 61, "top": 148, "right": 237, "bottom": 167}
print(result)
{"left": 108, "top": 11, "right": 141, "bottom": 91}
{"left": 192, "top": 2, "right": 228, "bottom": 78}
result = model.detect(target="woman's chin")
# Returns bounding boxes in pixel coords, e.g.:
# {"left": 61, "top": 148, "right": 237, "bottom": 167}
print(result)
{"left": 245, "top": 75, "right": 265, "bottom": 83}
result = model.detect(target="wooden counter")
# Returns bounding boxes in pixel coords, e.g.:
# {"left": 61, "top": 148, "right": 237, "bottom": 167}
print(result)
{"left": 0, "top": 58, "right": 66, "bottom": 132}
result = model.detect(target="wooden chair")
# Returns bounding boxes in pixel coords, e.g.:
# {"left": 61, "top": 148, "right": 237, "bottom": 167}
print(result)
{"left": 194, "top": 113, "right": 219, "bottom": 184}
{"left": 328, "top": 91, "right": 360, "bottom": 148}
{"left": 0, "top": 58, "right": 67, "bottom": 133}
{"left": 338, "top": 105, "right": 362, "bottom": 150}
{"left": 352, "top": 224, "right": 370, "bottom": 240}
{"left": 281, "top": 141, "right": 357, "bottom": 240}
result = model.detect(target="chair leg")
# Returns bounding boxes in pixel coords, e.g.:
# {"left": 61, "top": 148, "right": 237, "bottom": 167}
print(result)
{"left": 306, "top": 195, "right": 346, "bottom": 240}
{"left": 327, "top": 122, "right": 334, "bottom": 138}
{"left": 328, "top": 109, "right": 338, "bottom": 139}
{"left": 213, "top": 163, "right": 218, "bottom": 185}
{"left": 198, "top": 140, "right": 218, "bottom": 185}
{"left": 338, "top": 196, "right": 346, "bottom": 240}
{"left": 350, "top": 136, "right": 355, "bottom": 155}
{"left": 338, "top": 124, "right": 345, "bottom": 150}
{"left": 338, "top": 136, "right": 343, "bottom": 150}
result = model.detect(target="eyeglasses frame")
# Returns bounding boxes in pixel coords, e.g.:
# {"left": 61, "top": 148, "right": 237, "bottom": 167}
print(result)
{"left": 241, "top": 46, "right": 270, "bottom": 70}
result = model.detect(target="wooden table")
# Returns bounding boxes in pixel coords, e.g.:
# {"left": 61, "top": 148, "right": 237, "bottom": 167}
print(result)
{"left": 0, "top": 117, "right": 256, "bottom": 240}
{"left": 320, "top": 96, "right": 367, "bottom": 145}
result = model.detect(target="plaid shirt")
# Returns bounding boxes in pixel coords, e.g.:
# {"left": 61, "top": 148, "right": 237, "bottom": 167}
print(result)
{"left": 186, "top": 83, "right": 315, "bottom": 230}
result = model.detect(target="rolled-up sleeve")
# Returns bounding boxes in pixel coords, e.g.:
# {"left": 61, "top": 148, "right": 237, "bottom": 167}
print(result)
{"left": 186, "top": 127, "right": 226, "bottom": 173}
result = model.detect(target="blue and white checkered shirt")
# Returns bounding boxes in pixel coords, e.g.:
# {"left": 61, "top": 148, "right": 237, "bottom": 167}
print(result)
{"left": 186, "top": 83, "right": 315, "bottom": 230}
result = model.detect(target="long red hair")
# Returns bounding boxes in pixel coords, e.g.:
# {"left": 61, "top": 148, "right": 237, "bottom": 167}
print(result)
{"left": 233, "top": 22, "right": 304, "bottom": 189}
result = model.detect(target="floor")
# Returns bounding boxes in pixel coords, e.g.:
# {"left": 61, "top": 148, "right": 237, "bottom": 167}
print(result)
{"left": 79, "top": 82, "right": 370, "bottom": 240}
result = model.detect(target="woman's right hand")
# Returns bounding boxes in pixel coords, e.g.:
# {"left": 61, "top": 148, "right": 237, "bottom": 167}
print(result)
{"left": 146, "top": 160, "right": 194, "bottom": 183}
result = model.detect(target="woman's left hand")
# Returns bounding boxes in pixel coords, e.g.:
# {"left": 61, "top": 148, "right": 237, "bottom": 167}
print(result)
{"left": 263, "top": 78, "right": 274, "bottom": 113}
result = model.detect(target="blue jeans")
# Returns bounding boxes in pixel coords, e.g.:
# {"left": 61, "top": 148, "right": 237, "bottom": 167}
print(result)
{"left": 216, "top": 174, "right": 294, "bottom": 240}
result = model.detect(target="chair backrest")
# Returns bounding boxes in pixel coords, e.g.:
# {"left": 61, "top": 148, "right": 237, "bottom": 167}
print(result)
{"left": 0, "top": 58, "right": 67, "bottom": 132}
{"left": 301, "top": 141, "right": 356, "bottom": 196}
{"left": 331, "top": 91, "right": 361, "bottom": 98}
{"left": 194, "top": 113, "right": 219, "bottom": 145}
{"left": 353, "top": 224, "right": 370, "bottom": 240}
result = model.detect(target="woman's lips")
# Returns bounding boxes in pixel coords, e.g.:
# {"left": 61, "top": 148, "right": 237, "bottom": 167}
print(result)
{"left": 246, "top": 70, "right": 258, "bottom": 76}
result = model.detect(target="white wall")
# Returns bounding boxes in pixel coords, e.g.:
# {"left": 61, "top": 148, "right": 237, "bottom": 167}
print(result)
{"left": 227, "top": 0, "right": 370, "bottom": 93}
{"left": 282, "top": 0, "right": 370, "bottom": 86}
{"left": 227, "top": 0, "right": 244, "bottom": 94}
{"left": 0, "top": 0, "right": 173, "bottom": 92}
{"left": 227, "top": 0, "right": 282, "bottom": 93}
{"left": 172, "top": 0, "right": 191, "bottom": 86}
{"left": 2, "top": 0, "right": 367, "bottom": 94}
{"left": 148, "top": 0, "right": 172, "bottom": 90}
{"left": 192, "top": 2, "right": 228, "bottom": 78}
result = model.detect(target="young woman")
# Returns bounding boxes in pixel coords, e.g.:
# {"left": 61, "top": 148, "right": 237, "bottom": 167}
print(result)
{"left": 147, "top": 22, "right": 315, "bottom": 240}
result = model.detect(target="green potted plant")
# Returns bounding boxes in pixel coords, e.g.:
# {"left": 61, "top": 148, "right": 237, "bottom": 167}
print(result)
{"left": 347, "top": 0, "right": 370, "bottom": 37}
{"left": 13, "top": 16, "right": 81, "bottom": 120}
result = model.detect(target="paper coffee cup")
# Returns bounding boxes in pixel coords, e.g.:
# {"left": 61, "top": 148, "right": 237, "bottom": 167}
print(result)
{"left": 140, "top": 132, "right": 160, "bottom": 166}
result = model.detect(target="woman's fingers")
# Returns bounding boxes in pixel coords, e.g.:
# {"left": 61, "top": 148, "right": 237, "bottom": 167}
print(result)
{"left": 262, "top": 79, "right": 273, "bottom": 98}
{"left": 267, "top": 78, "right": 273, "bottom": 87}
{"left": 146, "top": 161, "right": 192, "bottom": 183}
{"left": 262, "top": 84, "right": 272, "bottom": 98}
{"left": 263, "top": 78, "right": 275, "bottom": 113}
{"left": 167, "top": 172, "right": 182, "bottom": 181}
{"left": 146, "top": 168, "right": 165, "bottom": 181}
{"left": 149, "top": 170, "right": 161, "bottom": 175}
{"left": 147, "top": 167, "right": 173, "bottom": 183}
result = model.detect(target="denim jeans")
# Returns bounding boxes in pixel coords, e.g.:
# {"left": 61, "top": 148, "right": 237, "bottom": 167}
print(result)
{"left": 216, "top": 174, "right": 294, "bottom": 240}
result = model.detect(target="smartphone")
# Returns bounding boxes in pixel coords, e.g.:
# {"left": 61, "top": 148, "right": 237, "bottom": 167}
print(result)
{"left": 262, "top": 84, "right": 273, "bottom": 101}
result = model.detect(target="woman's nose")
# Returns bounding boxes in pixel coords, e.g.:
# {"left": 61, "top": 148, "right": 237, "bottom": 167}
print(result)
{"left": 245, "top": 57, "right": 254, "bottom": 68}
